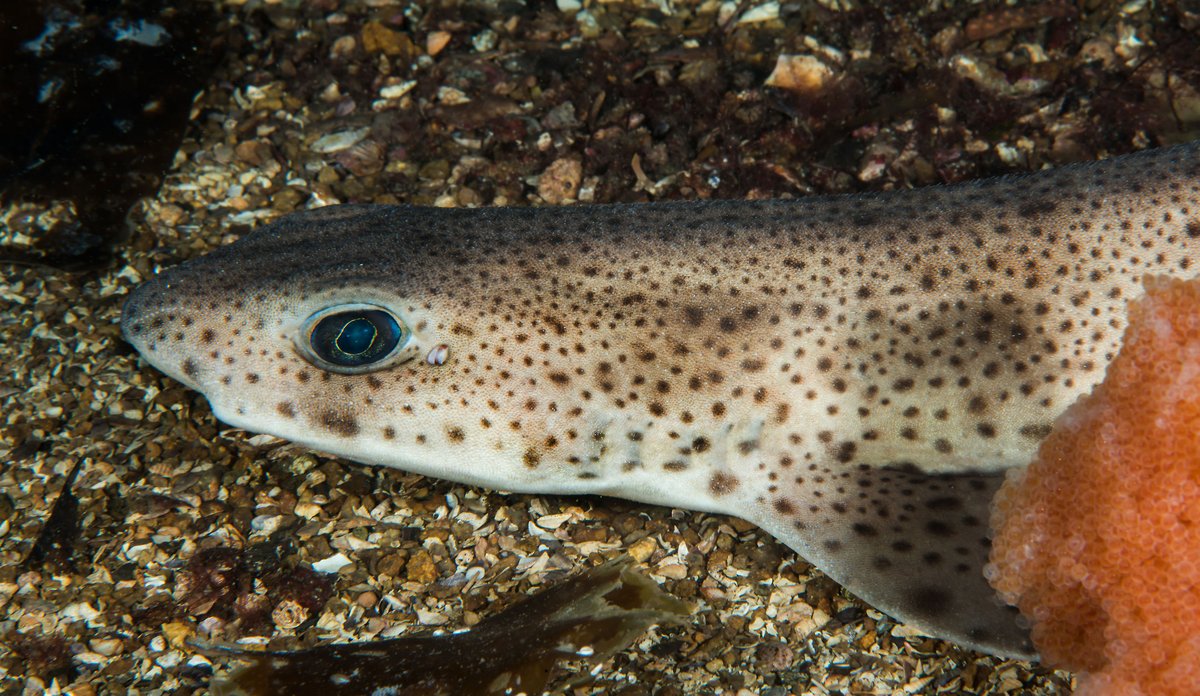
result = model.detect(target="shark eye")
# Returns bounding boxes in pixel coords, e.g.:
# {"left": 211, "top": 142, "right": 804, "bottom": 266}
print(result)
{"left": 304, "top": 307, "right": 407, "bottom": 371}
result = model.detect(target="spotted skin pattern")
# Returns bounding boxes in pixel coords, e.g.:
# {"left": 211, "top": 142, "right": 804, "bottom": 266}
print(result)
{"left": 122, "top": 142, "right": 1200, "bottom": 659}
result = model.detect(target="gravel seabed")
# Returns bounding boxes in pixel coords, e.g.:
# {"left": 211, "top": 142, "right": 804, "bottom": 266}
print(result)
{"left": 4, "top": 0, "right": 1198, "bottom": 693}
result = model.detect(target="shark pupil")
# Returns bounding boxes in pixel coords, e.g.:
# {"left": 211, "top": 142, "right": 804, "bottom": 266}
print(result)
{"left": 336, "top": 318, "right": 377, "bottom": 355}
{"left": 309, "top": 308, "right": 404, "bottom": 368}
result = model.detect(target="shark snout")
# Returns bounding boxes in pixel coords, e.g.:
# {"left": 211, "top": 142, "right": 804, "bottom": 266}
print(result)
{"left": 120, "top": 270, "right": 215, "bottom": 391}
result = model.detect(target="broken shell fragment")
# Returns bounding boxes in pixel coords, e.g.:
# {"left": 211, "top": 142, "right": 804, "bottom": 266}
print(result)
{"left": 764, "top": 54, "right": 834, "bottom": 95}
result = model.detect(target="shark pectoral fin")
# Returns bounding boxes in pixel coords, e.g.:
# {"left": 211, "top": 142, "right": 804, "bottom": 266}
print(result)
{"left": 747, "top": 461, "right": 1035, "bottom": 659}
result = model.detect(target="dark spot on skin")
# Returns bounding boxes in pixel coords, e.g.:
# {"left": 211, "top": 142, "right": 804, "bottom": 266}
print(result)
{"left": 523, "top": 449, "right": 541, "bottom": 469}
{"left": 926, "top": 520, "right": 954, "bottom": 537}
{"left": 823, "top": 539, "right": 843, "bottom": 552}
{"left": 447, "top": 427, "right": 465, "bottom": 443}
{"left": 320, "top": 410, "right": 360, "bottom": 437}
{"left": 718, "top": 317, "right": 737, "bottom": 332}
{"left": 908, "top": 586, "right": 952, "bottom": 617}
{"left": 774, "top": 498, "right": 795, "bottom": 514}
{"left": 276, "top": 402, "right": 295, "bottom": 418}
{"left": 977, "top": 422, "right": 997, "bottom": 438}
{"left": 245, "top": 373, "right": 259, "bottom": 383}
{"left": 926, "top": 497, "right": 963, "bottom": 512}
{"left": 709, "top": 472, "right": 739, "bottom": 495}
{"left": 383, "top": 426, "right": 396, "bottom": 439}
{"left": 1019, "top": 423, "right": 1053, "bottom": 439}
{"left": 1017, "top": 199, "right": 1057, "bottom": 219}
{"left": 852, "top": 523, "right": 878, "bottom": 537}
{"left": 683, "top": 306, "right": 705, "bottom": 326}
{"left": 1188, "top": 220, "right": 1200, "bottom": 238}
{"left": 367, "top": 375, "right": 383, "bottom": 390}
{"left": 181, "top": 359, "right": 198, "bottom": 378}
{"left": 201, "top": 329, "right": 215, "bottom": 343}
{"left": 664, "top": 460, "right": 688, "bottom": 472}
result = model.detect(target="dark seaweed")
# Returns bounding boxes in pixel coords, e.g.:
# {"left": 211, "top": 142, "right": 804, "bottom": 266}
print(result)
{"left": 21, "top": 458, "right": 81, "bottom": 573}
{"left": 176, "top": 539, "right": 333, "bottom": 634}
{"left": 0, "top": 0, "right": 222, "bottom": 269}
{"left": 0, "top": 631, "right": 76, "bottom": 685}
{"left": 207, "top": 559, "right": 689, "bottom": 696}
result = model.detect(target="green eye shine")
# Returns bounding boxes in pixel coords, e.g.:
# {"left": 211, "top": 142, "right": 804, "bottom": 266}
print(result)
{"left": 308, "top": 308, "right": 405, "bottom": 369}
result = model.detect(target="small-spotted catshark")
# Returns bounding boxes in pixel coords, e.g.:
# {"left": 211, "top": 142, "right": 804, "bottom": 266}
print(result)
{"left": 122, "top": 142, "right": 1200, "bottom": 659}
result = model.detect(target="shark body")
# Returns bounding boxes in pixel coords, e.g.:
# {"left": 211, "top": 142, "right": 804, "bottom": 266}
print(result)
{"left": 122, "top": 142, "right": 1200, "bottom": 659}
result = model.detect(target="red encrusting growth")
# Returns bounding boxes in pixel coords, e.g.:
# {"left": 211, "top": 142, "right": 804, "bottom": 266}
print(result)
{"left": 988, "top": 276, "right": 1200, "bottom": 695}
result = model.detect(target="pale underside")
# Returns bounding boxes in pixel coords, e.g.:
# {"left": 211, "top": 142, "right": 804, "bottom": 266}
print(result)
{"left": 122, "top": 142, "right": 1200, "bottom": 659}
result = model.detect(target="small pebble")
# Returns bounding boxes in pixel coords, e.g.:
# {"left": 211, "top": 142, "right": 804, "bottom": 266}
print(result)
{"left": 764, "top": 54, "right": 834, "bottom": 94}
{"left": 758, "top": 639, "right": 796, "bottom": 672}
{"left": 426, "top": 31, "right": 451, "bottom": 56}
{"left": 406, "top": 549, "right": 439, "bottom": 583}
{"left": 628, "top": 536, "right": 657, "bottom": 562}
{"left": 312, "top": 552, "right": 353, "bottom": 574}
{"left": 272, "top": 599, "right": 310, "bottom": 629}
{"left": 312, "top": 128, "right": 370, "bottom": 153}
{"left": 361, "top": 21, "right": 414, "bottom": 57}
{"left": 538, "top": 157, "right": 583, "bottom": 204}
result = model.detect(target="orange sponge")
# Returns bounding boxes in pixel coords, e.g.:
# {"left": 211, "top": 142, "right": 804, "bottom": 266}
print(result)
{"left": 988, "top": 276, "right": 1200, "bottom": 695}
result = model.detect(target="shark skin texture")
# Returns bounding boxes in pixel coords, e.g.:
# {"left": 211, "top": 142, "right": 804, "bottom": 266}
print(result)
{"left": 121, "top": 142, "right": 1200, "bottom": 659}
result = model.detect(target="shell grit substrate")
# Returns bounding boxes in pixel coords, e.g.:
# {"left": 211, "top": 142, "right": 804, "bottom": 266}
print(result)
{"left": 988, "top": 276, "right": 1200, "bottom": 695}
